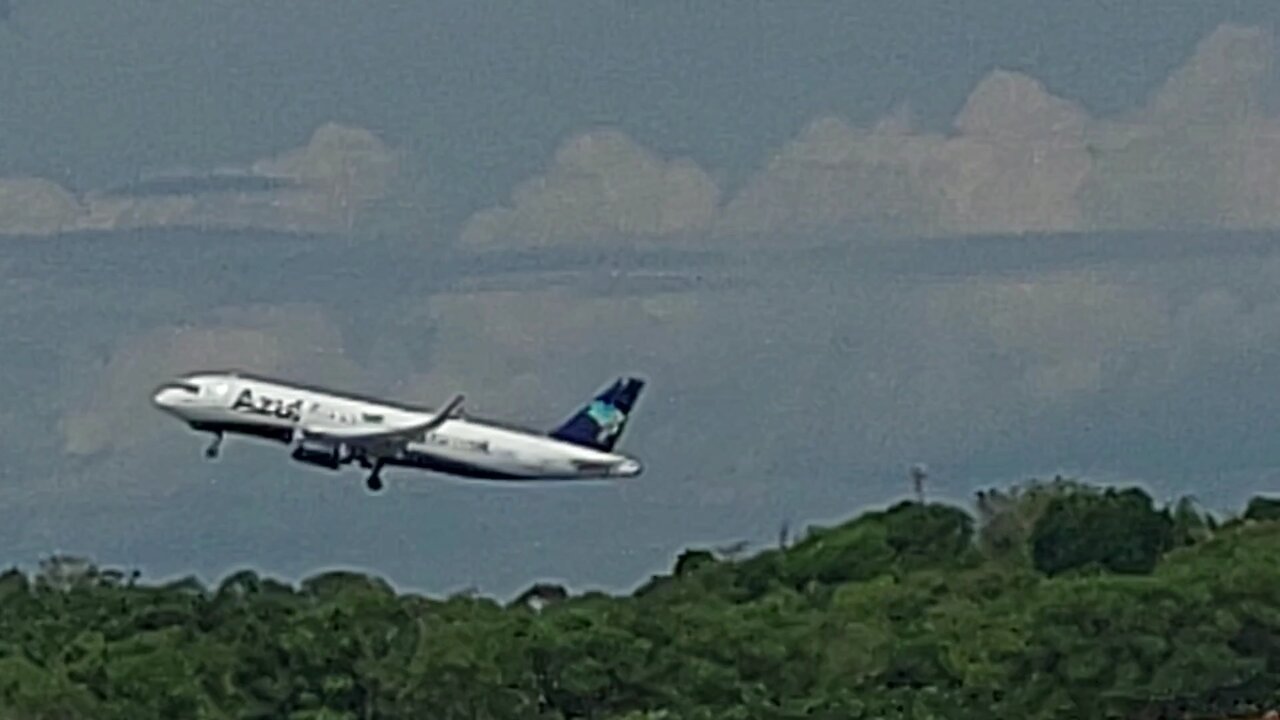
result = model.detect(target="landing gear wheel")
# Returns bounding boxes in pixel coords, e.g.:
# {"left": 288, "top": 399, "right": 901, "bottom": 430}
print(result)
{"left": 204, "top": 433, "right": 223, "bottom": 459}
{"left": 365, "top": 460, "right": 385, "bottom": 493}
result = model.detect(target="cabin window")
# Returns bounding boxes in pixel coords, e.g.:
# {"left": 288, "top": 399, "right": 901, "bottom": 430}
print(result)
{"left": 362, "top": 413, "right": 384, "bottom": 424}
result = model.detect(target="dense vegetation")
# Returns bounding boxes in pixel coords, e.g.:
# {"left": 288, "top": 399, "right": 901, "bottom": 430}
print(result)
{"left": 3, "top": 478, "right": 1280, "bottom": 719}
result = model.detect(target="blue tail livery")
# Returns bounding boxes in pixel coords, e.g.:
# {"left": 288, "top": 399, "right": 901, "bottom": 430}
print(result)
{"left": 549, "top": 376, "right": 646, "bottom": 452}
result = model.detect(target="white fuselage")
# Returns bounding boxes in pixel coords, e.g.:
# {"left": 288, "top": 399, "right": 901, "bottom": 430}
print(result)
{"left": 152, "top": 372, "right": 643, "bottom": 482}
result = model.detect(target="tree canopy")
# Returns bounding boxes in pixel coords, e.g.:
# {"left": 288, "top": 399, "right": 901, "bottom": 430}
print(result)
{"left": 2, "top": 477, "right": 1279, "bottom": 719}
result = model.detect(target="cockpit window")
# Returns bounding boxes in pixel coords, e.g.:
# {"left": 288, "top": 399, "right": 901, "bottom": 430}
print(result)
{"left": 163, "top": 382, "right": 201, "bottom": 395}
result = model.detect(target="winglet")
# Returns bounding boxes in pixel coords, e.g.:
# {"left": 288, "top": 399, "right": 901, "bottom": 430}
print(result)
{"left": 423, "top": 393, "right": 465, "bottom": 432}
{"left": 299, "top": 393, "right": 465, "bottom": 446}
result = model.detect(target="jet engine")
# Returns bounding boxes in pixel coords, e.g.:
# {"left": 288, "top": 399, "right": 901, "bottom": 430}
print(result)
{"left": 290, "top": 439, "right": 347, "bottom": 471}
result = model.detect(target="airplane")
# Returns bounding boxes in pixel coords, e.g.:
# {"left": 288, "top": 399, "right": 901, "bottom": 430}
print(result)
{"left": 150, "top": 370, "right": 646, "bottom": 493}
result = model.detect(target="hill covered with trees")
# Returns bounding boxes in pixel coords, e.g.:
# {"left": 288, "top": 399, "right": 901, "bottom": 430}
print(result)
{"left": 3, "top": 478, "right": 1280, "bottom": 719}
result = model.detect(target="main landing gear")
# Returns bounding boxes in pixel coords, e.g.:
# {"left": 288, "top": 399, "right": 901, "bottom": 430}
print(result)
{"left": 204, "top": 432, "right": 223, "bottom": 459}
{"left": 365, "top": 460, "right": 385, "bottom": 493}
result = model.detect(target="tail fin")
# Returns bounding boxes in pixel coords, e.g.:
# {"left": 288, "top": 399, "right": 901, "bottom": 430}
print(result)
{"left": 549, "top": 376, "right": 646, "bottom": 452}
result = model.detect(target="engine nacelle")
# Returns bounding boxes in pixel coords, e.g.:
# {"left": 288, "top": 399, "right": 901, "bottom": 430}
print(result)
{"left": 290, "top": 440, "right": 345, "bottom": 471}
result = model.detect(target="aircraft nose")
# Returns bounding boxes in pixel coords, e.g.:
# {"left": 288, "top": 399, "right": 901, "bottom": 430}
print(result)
{"left": 152, "top": 387, "right": 182, "bottom": 410}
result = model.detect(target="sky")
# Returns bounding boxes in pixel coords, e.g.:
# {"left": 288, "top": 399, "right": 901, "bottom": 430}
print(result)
{"left": 4, "top": 1, "right": 1280, "bottom": 598}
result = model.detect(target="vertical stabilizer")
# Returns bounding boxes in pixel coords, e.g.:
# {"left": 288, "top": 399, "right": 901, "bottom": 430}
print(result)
{"left": 549, "top": 377, "right": 646, "bottom": 451}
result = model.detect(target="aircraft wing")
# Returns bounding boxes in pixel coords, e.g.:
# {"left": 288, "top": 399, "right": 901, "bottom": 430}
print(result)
{"left": 299, "top": 394, "right": 465, "bottom": 453}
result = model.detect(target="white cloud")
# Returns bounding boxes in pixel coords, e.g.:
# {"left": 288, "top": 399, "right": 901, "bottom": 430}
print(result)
{"left": 387, "top": 269, "right": 1151, "bottom": 491}
{"left": 717, "top": 22, "right": 1280, "bottom": 240}
{"left": 465, "top": 23, "right": 1280, "bottom": 245}
{"left": 7, "top": 22, "right": 1280, "bottom": 244}
{"left": 1160, "top": 287, "right": 1280, "bottom": 381}
{"left": 462, "top": 67, "right": 1103, "bottom": 246}
{"left": 27, "top": 233, "right": 1280, "bottom": 537}
{"left": 934, "top": 71, "right": 1094, "bottom": 235}
{"left": 399, "top": 286, "right": 710, "bottom": 415}
{"left": 0, "top": 123, "right": 401, "bottom": 237}
{"left": 1078, "top": 23, "right": 1280, "bottom": 232}
{"left": 459, "top": 129, "right": 721, "bottom": 248}
{"left": 1141, "top": 23, "right": 1275, "bottom": 128}
{"left": 925, "top": 273, "right": 1171, "bottom": 402}
{"left": 0, "top": 178, "right": 84, "bottom": 236}
{"left": 252, "top": 122, "right": 401, "bottom": 212}
{"left": 714, "top": 116, "right": 950, "bottom": 238}
{"left": 729, "top": 65, "right": 1113, "bottom": 240}
{"left": 717, "top": 70, "right": 1096, "bottom": 239}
